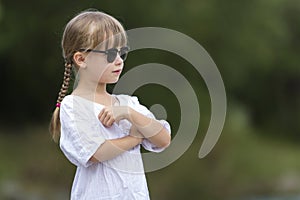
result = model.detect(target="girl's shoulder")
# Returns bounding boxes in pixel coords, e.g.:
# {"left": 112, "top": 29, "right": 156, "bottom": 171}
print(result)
{"left": 60, "top": 95, "right": 73, "bottom": 108}
{"left": 61, "top": 95, "right": 81, "bottom": 107}
{"left": 114, "top": 94, "right": 140, "bottom": 106}
{"left": 114, "top": 94, "right": 152, "bottom": 116}
{"left": 61, "top": 95, "right": 96, "bottom": 105}
{"left": 61, "top": 95, "right": 73, "bottom": 104}
{"left": 60, "top": 95, "right": 97, "bottom": 111}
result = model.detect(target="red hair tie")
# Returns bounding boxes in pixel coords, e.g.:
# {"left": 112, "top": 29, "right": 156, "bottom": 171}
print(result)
{"left": 56, "top": 103, "right": 61, "bottom": 108}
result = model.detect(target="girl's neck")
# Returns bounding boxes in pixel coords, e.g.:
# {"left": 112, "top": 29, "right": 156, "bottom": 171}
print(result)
{"left": 74, "top": 79, "right": 106, "bottom": 94}
{"left": 72, "top": 80, "right": 113, "bottom": 105}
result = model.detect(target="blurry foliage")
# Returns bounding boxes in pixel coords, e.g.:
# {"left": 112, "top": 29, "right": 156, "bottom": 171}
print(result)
{"left": 0, "top": 1, "right": 300, "bottom": 199}
{"left": 1, "top": 108, "right": 300, "bottom": 199}
{"left": 0, "top": 1, "right": 299, "bottom": 137}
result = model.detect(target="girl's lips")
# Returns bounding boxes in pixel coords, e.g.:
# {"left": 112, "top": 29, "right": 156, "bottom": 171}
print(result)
{"left": 112, "top": 69, "right": 122, "bottom": 74}
{"left": 112, "top": 69, "right": 122, "bottom": 73}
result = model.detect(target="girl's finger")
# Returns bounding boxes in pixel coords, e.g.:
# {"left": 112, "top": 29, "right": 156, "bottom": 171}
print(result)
{"left": 103, "top": 115, "right": 110, "bottom": 126}
{"left": 106, "top": 118, "right": 115, "bottom": 127}
{"left": 99, "top": 109, "right": 108, "bottom": 122}
{"left": 103, "top": 112, "right": 113, "bottom": 126}
{"left": 98, "top": 108, "right": 105, "bottom": 121}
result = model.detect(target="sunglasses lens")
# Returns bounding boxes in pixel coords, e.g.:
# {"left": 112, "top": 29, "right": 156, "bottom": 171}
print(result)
{"left": 120, "top": 52, "right": 128, "bottom": 61}
{"left": 120, "top": 47, "right": 129, "bottom": 61}
{"left": 107, "top": 50, "right": 118, "bottom": 63}
{"left": 106, "top": 47, "right": 129, "bottom": 63}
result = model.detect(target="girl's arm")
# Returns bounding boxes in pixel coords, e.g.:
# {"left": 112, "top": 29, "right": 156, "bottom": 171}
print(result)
{"left": 94, "top": 105, "right": 170, "bottom": 163}
{"left": 90, "top": 135, "right": 142, "bottom": 162}
{"left": 128, "top": 108, "right": 171, "bottom": 148}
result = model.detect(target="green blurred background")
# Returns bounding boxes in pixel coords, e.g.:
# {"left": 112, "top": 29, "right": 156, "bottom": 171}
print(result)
{"left": 0, "top": 0, "right": 300, "bottom": 199}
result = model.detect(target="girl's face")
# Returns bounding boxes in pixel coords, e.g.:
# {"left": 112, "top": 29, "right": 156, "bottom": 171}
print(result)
{"left": 82, "top": 46, "right": 125, "bottom": 85}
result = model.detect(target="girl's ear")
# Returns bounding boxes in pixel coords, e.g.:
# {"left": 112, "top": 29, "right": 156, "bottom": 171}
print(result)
{"left": 73, "top": 52, "right": 87, "bottom": 69}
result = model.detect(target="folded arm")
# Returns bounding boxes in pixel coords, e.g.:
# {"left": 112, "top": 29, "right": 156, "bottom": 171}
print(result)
{"left": 90, "top": 135, "right": 142, "bottom": 162}
{"left": 128, "top": 108, "right": 171, "bottom": 148}
{"left": 92, "top": 105, "right": 171, "bottom": 163}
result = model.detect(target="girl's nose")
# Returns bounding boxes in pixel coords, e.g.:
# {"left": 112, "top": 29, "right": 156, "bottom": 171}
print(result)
{"left": 114, "top": 54, "right": 123, "bottom": 65}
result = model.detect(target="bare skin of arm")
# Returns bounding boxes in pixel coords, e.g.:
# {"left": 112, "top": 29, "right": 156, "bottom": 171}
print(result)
{"left": 128, "top": 108, "right": 171, "bottom": 148}
{"left": 90, "top": 106, "right": 170, "bottom": 163}
{"left": 90, "top": 135, "right": 142, "bottom": 162}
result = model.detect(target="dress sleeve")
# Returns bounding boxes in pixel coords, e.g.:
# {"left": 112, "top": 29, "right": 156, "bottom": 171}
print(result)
{"left": 130, "top": 96, "right": 171, "bottom": 153}
{"left": 59, "top": 96, "right": 105, "bottom": 167}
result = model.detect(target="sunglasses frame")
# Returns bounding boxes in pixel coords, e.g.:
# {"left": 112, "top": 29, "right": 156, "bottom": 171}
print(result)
{"left": 78, "top": 46, "right": 130, "bottom": 63}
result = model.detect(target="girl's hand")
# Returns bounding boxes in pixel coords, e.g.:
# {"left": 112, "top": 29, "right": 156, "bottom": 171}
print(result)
{"left": 98, "top": 106, "right": 131, "bottom": 127}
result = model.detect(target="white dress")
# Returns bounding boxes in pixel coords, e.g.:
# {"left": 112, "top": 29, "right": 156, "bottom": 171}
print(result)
{"left": 59, "top": 94, "right": 171, "bottom": 200}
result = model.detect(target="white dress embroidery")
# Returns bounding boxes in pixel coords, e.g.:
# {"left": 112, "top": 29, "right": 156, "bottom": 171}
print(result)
{"left": 59, "top": 94, "right": 171, "bottom": 200}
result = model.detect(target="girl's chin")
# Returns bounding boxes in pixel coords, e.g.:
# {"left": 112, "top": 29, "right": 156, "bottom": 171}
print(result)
{"left": 99, "top": 79, "right": 120, "bottom": 84}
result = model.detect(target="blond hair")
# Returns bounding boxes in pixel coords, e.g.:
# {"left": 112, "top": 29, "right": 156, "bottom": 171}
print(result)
{"left": 49, "top": 10, "right": 127, "bottom": 142}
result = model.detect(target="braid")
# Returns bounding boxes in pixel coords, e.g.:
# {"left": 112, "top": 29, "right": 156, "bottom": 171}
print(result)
{"left": 57, "top": 62, "right": 72, "bottom": 104}
{"left": 49, "top": 61, "right": 73, "bottom": 142}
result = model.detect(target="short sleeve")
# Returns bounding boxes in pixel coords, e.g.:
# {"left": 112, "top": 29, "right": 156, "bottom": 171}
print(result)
{"left": 59, "top": 96, "right": 105, "bottom": 167}
{"left": 129, "top": 96, "right": 171, "bottom": 153}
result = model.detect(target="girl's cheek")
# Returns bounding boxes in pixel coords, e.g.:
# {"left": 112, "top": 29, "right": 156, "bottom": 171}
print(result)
{"left": 95, "top": 65, "right": 111, "bottom": 81}
{"left": 87, "top": 59, "right": 108, "bottom": 75}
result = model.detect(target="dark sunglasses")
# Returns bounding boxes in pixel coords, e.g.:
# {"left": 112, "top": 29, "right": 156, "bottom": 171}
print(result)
{"left": 79, "top": 46, "right": 129, "bottom": 63}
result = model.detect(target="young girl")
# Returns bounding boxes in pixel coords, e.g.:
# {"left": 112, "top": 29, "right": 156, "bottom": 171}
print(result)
{"left": 49, "top": 10, "right": 171, "bottom": 200}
